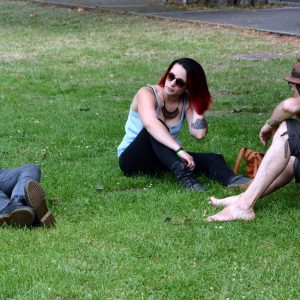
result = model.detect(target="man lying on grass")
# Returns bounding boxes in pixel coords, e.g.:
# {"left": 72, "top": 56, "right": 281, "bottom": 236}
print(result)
{"left": 0, "top": 164, "right": 55, "bottom": 227}
{"left": 207, "top": 59, "right": 300, "bottom": 222}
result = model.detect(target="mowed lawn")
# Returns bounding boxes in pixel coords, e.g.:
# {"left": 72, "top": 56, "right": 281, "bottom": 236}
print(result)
{"left": 0, "top": 1, "right": 299, "bottom": 299}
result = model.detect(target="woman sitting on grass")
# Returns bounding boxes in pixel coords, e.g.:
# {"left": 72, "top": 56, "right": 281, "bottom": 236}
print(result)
{"left": 117, "top": 57, "right": 249, "bottom": 191}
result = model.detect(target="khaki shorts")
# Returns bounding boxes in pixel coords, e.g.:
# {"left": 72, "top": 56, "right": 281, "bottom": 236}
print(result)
{"left": 286, "top": 119, "right": 300, "bottom": 182}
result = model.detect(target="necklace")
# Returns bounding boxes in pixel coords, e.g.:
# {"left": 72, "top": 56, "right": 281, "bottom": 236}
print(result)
{"left": 161, "top": 91, "right": 179, "bottom": 119}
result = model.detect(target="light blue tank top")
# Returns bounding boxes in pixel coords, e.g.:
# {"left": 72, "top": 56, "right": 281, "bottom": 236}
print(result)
{"left": 117, "top": 85, "right": 186, "bottom": 157}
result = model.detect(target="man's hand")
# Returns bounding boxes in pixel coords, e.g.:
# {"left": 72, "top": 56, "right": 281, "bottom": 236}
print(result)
{"left": 291, "top": 83, "right": 300, "bottom": 98}
{"left": 259, "top": 123, "right": 276, "bottom": 147}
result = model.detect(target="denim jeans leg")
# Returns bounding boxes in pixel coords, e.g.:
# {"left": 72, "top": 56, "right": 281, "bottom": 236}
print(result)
{"left": 0, "top": 191, "right": 10, "bottom": 211}
{"left": 0, "top": 164, "right": 41, "bottom": 205}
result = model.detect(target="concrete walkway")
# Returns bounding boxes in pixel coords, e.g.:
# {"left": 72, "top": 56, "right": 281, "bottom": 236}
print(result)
{"left": 33, "top": 0, "right": 300, "bottom": 36}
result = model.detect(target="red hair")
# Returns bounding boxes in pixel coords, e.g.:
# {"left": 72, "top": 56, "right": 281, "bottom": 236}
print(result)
{"left": 158, "top": 58, "right": 212, "bottom": 114}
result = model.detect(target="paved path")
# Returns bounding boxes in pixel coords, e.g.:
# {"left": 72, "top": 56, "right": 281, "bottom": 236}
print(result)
{"left": 33, "top": 0, "right": 300, "bottom": 36}
{"left": 149, "top": 8, "right": 300, "bottom": 36}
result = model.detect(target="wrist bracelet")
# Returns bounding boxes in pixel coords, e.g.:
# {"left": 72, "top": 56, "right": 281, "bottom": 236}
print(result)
{"left": 266, "top": 119, "right": 278, "bottom": 129}
{"left": 175, "top": 147, "right": 184, "bottom": 156}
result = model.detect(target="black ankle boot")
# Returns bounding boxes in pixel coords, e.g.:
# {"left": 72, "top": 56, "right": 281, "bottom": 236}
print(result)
{"left": 171, "top": 161, "right": 206, "bottom": 192}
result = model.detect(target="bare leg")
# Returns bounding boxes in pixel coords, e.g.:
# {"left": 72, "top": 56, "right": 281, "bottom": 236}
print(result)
{"left": 263, "top": 156, "right": 294, "bottom": 194}
{"left": 207, "top": 122, "right": 291, "bottom": 222}
{"left": 211, "top": 157, "right": 295, "bottom": 209}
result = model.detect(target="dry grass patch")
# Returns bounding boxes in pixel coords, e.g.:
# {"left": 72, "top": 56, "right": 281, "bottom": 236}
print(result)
{"left": 0, "top": 54, "right": 33, "bottom": 62}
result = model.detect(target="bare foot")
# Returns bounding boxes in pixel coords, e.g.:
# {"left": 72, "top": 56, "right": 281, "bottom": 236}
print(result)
{"left": 210, "top": 195, "right": 240, "bottom": 207}
{"left": 206, "top": 204, "right": 255, "bottom": 222}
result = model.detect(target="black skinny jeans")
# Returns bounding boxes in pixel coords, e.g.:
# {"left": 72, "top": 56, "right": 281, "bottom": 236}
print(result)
{"left": 119, "top": 127, "right": 235, "bottom": 186}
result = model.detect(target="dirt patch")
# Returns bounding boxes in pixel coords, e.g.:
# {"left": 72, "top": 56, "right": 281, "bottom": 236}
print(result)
{"left": 0, "top": 55, "right": 33, "bottom": 62}
{"left": 233, "top": 52, "right": 291, "bottom": 61}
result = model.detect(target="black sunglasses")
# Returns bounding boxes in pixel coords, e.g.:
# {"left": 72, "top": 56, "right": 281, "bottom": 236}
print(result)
{"left": 166, "top": 72, "right": 186, "bottom": 88}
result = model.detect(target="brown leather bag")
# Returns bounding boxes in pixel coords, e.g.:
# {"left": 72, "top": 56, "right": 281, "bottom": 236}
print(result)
{"left": 234, "top": 148, "right": 265, "bottom": 178}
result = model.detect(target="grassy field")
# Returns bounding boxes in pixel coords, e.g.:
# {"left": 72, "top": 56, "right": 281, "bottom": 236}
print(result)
{"left": 0, "top": 1, "right": 299, "bottom": 299}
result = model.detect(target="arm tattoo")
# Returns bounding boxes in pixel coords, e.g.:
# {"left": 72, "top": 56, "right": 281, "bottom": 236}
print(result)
{"left": 192, "top": 118, "right": 207, "bottom": 129}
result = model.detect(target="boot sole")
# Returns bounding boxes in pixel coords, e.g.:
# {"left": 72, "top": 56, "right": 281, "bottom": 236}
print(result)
{"left": 0, "top": 207, "right": 35, "bottom": 227}
{"left": 227, "top": 179, "right": 253, "bottom": 191}
{"left": 25, "top": 180, "right": 55, "bottom": 227}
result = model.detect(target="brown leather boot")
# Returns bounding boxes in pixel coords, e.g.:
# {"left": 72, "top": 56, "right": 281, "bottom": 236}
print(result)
{"left": 25, "top": 180, "right": 55, "bottom": 227}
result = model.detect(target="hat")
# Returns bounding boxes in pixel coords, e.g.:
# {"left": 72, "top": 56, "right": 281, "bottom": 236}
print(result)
{"left": 284, "top": 59, "right": 300, "bottom": 84}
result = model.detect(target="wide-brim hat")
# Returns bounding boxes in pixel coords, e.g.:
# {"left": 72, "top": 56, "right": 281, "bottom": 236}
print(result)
{"left": 284, "top": 59, "right": 300, "bottom": 84}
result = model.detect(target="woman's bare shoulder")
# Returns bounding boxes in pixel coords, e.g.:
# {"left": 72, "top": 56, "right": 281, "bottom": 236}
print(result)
{"left": 136, "top": 85, "right": 158, "bottom": 100}
{"left": 131, "top": 86, "right": 156, "bottom": 110}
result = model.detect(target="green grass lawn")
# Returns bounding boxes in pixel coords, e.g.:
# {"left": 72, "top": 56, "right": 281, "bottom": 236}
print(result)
{"left": 0, "top": 1, "right": 299, "bottom": 299}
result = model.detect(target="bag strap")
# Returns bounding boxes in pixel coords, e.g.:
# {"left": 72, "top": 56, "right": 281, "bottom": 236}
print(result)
{"left": 234, "top": 148, "right": 247, "bottom": 175}
{"left": 252, "top": 152, "right": 264, "bottom": 176}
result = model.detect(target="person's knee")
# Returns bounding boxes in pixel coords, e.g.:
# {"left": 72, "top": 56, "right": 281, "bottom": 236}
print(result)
{"left": 22, "top": 164, "right": 41, "bottom": 179}
{"left": 22, "top": 163, "right": 41, "bottom": 171}
{"left": 280, "top": 121, "right": 287, "bottom": 130}
{"left": 274, "top": 121, "right": 288, "bottom": 139}
{"left": 287, "top": 157, "right": 295, "bottom": 177}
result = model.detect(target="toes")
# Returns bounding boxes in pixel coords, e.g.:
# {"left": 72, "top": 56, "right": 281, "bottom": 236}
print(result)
{"left": 210, "top": 196, "right": 227, "bottom": 207}
{"left": 205, "top": 213, "right": 225, "bottom": 222}
{"left": 205, "top": 216, "right": 214, "bottom": 222}
{"left": 210, "top": 196, "right": 220, "bottom": 207}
